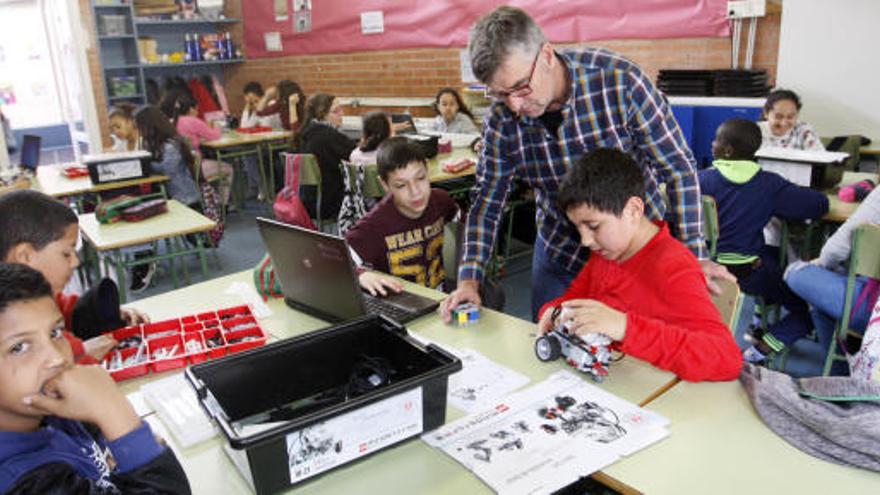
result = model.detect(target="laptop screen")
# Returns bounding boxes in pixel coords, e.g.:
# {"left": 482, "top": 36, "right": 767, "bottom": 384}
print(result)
{"left": 19, "top": 135, "right": 41, "bottom": 170}
{"left": 257, "top": 218, "right": 366, "bottom": 322}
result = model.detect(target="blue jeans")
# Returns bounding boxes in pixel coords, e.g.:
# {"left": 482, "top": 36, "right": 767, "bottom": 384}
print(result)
{"left": 530, "top": 243, "right": 580, "bottom": 322}
{"left": 785, "top": 262, "right": 871, "bottom": 360}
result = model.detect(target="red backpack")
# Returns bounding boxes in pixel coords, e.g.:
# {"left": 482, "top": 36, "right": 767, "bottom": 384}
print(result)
{"left": 274, "top": 153, "right": 317, "bottom": 229}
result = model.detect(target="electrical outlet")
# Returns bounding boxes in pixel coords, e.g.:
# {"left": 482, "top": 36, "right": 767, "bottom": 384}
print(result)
{"left": 727, "top": 0, "right": 766, "bottom": 19}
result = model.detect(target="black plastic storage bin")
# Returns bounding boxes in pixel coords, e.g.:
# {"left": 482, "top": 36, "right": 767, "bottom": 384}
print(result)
{"left": 185, "top": 315, "right": 461, "bottom": 494}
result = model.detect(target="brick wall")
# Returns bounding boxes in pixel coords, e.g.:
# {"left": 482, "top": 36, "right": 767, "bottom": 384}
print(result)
{"left": 80, "top": 0, "right": 112, "bottom": 149}
{"left": 85, "top": 1, "right": 779, "bottom": 136}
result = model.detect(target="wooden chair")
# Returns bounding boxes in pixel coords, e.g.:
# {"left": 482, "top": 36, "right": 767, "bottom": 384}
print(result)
{"left": 711, "top": 277, "right": 743, "bottom": 333}
{"left": 702, "top": 195, "right": 719, "bottom": 259}
{"left": 823, "top": 223, "right": 880, "bottom": 375}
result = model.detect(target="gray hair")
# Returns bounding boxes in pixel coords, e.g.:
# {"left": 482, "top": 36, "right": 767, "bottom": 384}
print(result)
{"left": 468, "top": 6, "right": 547, "bottom": 84}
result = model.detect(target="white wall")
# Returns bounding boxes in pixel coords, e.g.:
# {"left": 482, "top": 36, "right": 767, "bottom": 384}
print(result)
{"left": 777, "top": 0, "right": 880, "bottom": 138}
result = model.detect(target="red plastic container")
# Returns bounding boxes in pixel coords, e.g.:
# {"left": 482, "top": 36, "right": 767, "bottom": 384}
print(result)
{"left": 197, "top": 311, "right": 217, "bottom": 321}
{"left": 181, "top": 315, "right": 197, "bottom": 324}
{"left": 203, "top": 319, "right": 219, "bottom": 329}
{"left": 225, "top": 326, "right": 267, "bottom": 354}
{"left": 201, "top": 328, "right": 227, "bottom": 359}
{"left": 148, "top": 335, "right": 186, "bottom": 373}
{"left": 222, "top": 315, "right": 258, "bottom": 333}
{"left": 218, "top": 305, "right": 251, "bottom": 320}
{"left": 104, "top": 347, "right": 150, "bottom": 381}
{"left": 183, "top": 322, "right": 203, "bottom": 333}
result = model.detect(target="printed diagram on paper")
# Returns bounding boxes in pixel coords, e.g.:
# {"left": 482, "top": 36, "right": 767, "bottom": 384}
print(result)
{"left": 423, "top": 371, "right": 670, "bottom": 495}
{"left": 448, "top": 349, "right": 531, "bottom": 413}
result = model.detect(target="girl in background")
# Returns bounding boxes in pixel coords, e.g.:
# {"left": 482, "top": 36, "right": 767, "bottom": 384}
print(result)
{"left": 759, "top": 89, "right": 824, "bottom": 151}
{"left": 349, "top": 112, "right": 392, "bottom": 165}
{"left": 108, "top": 103, "right": 139, "bottom": 152}
{"left": 257, "top": 79, "right": 306, "bottom": 131}
{"left": 172, "top": 93, "right": 234, "bottom": 204}
{"left": 134, "top": 105, "right": 200, "bottom": 208}
{"left": 431, "top": 88, "right": 479, "bottom": 134}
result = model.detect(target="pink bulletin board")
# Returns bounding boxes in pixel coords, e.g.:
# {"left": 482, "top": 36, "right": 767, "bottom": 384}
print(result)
{"left": 243, "top": 0, "right": 730, "bottom": 58}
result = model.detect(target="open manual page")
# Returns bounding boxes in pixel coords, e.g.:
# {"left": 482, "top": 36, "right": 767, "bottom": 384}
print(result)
{"left": 423, "top": 370, "right": 669, "bottom": 495}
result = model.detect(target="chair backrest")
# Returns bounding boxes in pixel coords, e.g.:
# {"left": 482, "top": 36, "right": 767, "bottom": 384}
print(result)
{"left": 443, "top": 221, "right": 464, "bottom": 288}
{"left": 851, "top": 223, "right": 880, "bottom": 279}
{"left": 289, "top": 153, "right": 320, "bottom": 186}
{"left": 19, "top": 134, "right": 41, "bottom": 170}
{"left": 822, "top": 135, "right": 863, "bottom": 172}
{"left": 701, "top": 195, "right": 719, "bottom": 259}
{"left": 343, "top": 161, "right": 385, "bottom": 198}
{"left": 710, "top": 277, "right": 743, "bottom": 332}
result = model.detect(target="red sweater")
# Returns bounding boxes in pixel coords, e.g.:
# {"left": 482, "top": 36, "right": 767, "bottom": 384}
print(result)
{"left": 539, "top": 222, "right": 742, "bottom": 382}
{"left": 56, "top": 293, "right": 98, "bottom": 365}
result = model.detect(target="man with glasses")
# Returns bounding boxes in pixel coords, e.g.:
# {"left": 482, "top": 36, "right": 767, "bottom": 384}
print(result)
{"left": 441, "top": 6, "right": 732, "bottom": 322}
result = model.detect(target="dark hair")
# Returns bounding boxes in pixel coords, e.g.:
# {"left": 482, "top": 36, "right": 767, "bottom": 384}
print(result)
{"left": 290, "top": 93, "right": 335, "bottom": 151}
{"left": 134, "top": 105, "right": 196, "bottom": 177}
{"left": 0, "top": 263, "right": 53, "bottom": 315}
{"left": 468, "top": 6, "right": 546, "bottom": 84}
{"left": 158, "top": 88, "right": 190, "bottom": 119}
{"left": 0, "top": 190, "right": 77, "bottom": 260}
{"left": 715, "top": 118, "right": 762, "bottom": 160}
{"left": 359, "top": 112, "right": 391, "bottom": 152}
{"left": 108, "top": 102, "right": 136, "bottom": 121}
{"left": 243, "top": 81, "right": 264, "bottom": 97}
{"left": 278, "top": 79, "right": 306, "bottom": 126}
{"left": 557, "top": 148, "right": 646, "bottom": 216}
{"left": 764, "top": 89, "right": 802, "bottom": 114}
{"left": 376, "top": 136, "right": 427, "bottom": 180}
{"left": 171, "top": 93, "right": 199, "bottom": 126}
{"left": 434, "top": 88, "right": 477, "bottom": 126}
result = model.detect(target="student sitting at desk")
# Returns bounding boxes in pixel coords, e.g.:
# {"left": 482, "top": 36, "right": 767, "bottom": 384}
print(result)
{"left": 0, "top": 263, "right": 190, "bottom": 494}
{"left": 537, "top": 148, "right": 742, "bottom": 382}
{"left": 256, "top": 80, "right": 305, "bottom": 131}
{"left": 431, "top": 88, "right": 479, "bottom": 134}
{"left": 291, "top": 93, "right": 356, "bottom": 221}
{"left": 108, "top": 103, "right": 139, "bottom": 152}
{"left": 346, "top": 137, "right": 459, "bottom": 295}
{"left": 134, "top": 106, "right": 201, "bottom": 209}
{"left": 699, "top": 119, "right": 828, "bottom": 364}
{"left": 0, "top": 190, "right": 149, "bottom": 364}
{"left": 240, "top": 81, "right": 272, "bottom": 128}
{"left": 759, "top": 89, "right": 824, "bottom": 151}
{"left": 785, "top": 176, "right": 880, "bottom": 374}
{"left": 172, "top": 93, "right": 234, "bottom": 205}
{"left": 349, "top": 112, "right": 392, "bottom": 166}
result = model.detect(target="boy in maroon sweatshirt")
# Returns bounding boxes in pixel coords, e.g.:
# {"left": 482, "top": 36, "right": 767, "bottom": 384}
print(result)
{"left": 538, "top": 149, "right": 742, "bottom": 382}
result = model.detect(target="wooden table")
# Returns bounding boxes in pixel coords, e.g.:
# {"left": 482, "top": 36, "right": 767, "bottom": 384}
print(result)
{"left": 428, "top": 147, "right": 478, "bottom": 184}
{"left": 603, "top": 380, "right": 880, "bottom": 494}
{"left": 36, "top": 164, "right": 168, "bottom": 201}
{"left": 122, "top": 270, "right": 677, "bottom": 495}
{"left": 78, "top": 200, "right": 216, "bottom": 302}
{"left": 202, "top": 129, "right": 292, "bottom": 203}
{"left": 823, "top": 171, "right": 876, "bottom": 223}
{"left": 859, "top": 140, "right": 880, "bottom": 157}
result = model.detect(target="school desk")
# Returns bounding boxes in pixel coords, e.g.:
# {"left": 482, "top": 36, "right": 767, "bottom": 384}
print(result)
{"left": 122, "top": 269, "right": 677, "bottom": 495}
{"left": 201, "top": 129, "right": 292, "bottom": 204}
{"left": 823, "top": 171, "right": 877, "bottom": 223}
{"left": 78, "top": 200, "right": 216, "bottom": 303}
{"left": 428, "top": 147, "right": 478, "bottom": 183}
{"left": 35, "top": 163, "right": 169, "bottom": 204}
{"left": 602, "top": 380, "right": 880, "bottom": 494}
{"left": 859, "top": 140, "right": 880, "bottom": 157}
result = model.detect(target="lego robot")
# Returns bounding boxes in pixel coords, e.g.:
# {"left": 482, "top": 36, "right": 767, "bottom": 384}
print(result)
{"left": 534, "top": 307, "right": 613, "bottom": 382}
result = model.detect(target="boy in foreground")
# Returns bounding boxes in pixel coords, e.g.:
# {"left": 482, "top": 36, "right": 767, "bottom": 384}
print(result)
{"left": 538, "top": 149, "right": 742, "bottom": 382}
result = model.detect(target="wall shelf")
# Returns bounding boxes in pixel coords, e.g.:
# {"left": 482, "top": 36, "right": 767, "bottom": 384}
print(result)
{"left": 98, "top": 34, "right": 136, "bottom": 40}
{"left": 140, "top": 59, "right": 244, "bottom": 69}
{"left": 135, "top": 18, "right": 240, "bottom": 26}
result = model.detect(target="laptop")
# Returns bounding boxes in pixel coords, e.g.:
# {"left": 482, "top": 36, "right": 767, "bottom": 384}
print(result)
{"left": 256, "top": 217, "right": 440, "bottom": 323}
{"left": 390, "top": 113, "right": 417, "bottom": 134}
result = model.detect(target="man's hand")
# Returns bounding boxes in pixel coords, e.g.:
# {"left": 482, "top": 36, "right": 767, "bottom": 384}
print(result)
{"left": 440, "top": 279, "right": 481, "bottom": 323}
{"left": 700, "top": 259, "right": 737, "bottom": 296}
{"left": 560, "top": 299, "right": 627, "bottom": 341}
{"left": 23, "top": 365, "right": 141, "bottom": 441}
{"left": 358, "top": 271, "right": 403, "bottom": 297}
{"left": 121, "top": 307, "right": 150, "bottom": 325}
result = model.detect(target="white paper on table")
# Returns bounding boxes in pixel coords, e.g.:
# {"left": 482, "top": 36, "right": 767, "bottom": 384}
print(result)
{"left": 126, "top": 390, "right": 152, "bottom": 417}
{"left": 423, "top": 370, "right": 669, "bottom": 495}
{"left": 141, "top": 374, "right": 216, "bottom": 448}
{"left": 758, "top": 159, "right": 813, "bottom": 187}
{"left": 447, "top": 349, "right": 530, "bottom": 413}
{"left": 223, "top": 281, "right": 273, "bottom": 319}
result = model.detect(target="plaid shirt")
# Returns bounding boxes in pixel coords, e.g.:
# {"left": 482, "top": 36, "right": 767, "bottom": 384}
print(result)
{"left": 460, "top": 48, "right": 704, "bottom": 283}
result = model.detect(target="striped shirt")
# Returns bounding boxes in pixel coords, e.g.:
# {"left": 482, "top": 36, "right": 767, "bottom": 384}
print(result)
{"left": 459, "top": 47, "right": 704, "bottom": 283}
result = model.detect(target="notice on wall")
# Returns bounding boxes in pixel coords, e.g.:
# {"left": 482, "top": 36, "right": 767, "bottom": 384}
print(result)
{"left": 264, "top": 32, "right": 283, "bottom": 52}
{"left": 360, "top": 11, "right": 384, "bottom": 35}
{"left": 293, "top": 0, "right": 312, "bottom": 34}
{"left": 273, "top": 0, "right": 288, "bottom": 21}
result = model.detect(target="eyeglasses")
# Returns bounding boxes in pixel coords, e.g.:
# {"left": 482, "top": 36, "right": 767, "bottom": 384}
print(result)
{"left": 485, "top": 49, "right": 541, "bottom": 100}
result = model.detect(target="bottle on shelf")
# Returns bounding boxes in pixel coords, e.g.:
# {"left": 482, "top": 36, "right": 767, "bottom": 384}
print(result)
{"left": 184, "top": 33, "right": 193, "bottom": 61}
{"left": 224, "top": 32, "right": 235, "bottom": 60}
{"left": 192, "top": 33, "right": 203, "bottom": 61}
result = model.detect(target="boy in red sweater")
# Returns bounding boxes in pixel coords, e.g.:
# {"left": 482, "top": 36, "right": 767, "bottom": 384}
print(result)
{"left": 537, "top": 149, "right": 742, "bottom": 382}
{"left": 0, "top": 190, "right": 148, "bottom": 364}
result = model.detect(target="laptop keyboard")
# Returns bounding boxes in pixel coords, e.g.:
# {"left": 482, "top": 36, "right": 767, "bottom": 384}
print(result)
{"left": 363, "top": 295, "right": 413, "bottom": 322}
